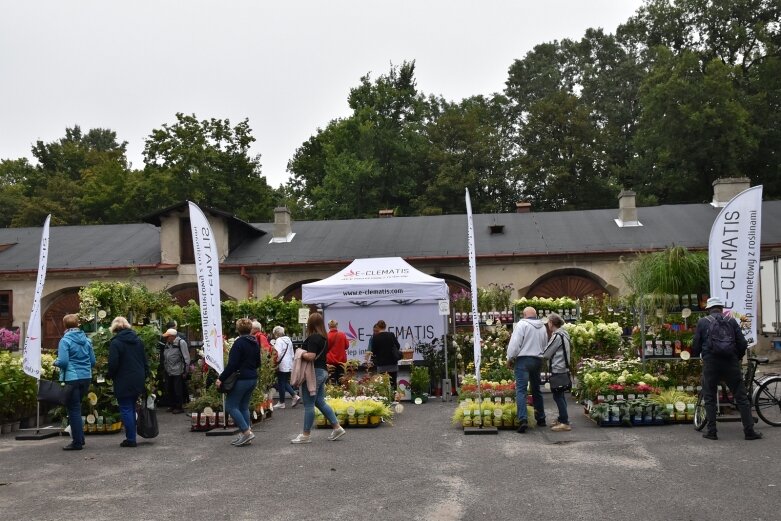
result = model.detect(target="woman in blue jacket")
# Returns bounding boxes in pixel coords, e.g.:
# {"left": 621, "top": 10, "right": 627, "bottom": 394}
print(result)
{"left": 107, "top": 316, "right": 150, "bottom": 448}
{"left": 53, "top": 314, "right": 96, "bottom": 451}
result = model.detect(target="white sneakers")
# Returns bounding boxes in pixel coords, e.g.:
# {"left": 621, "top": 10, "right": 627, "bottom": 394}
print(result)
{"left": 290, "top": 427, "right": 346, "bottom": 444}
{"left": 231, "top": 431, "right": 256, "bottom": 446}
{"left": 273, "top": 402, "right": 286, "bottom": 409}
{"left": 328, "top": 426, "right": 346, "bottom": 441}
{"left": 290, "top": 433, "right": 311, "bottom": 444}
{"left": 290, "top": 395, "right": 302, "bottom": 408}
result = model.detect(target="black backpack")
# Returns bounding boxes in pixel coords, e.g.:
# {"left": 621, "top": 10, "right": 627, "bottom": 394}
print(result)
{"left": 705, "top": 314, "right": 737, "bottom": 357}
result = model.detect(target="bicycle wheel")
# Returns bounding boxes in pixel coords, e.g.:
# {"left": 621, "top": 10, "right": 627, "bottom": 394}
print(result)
{"left": 754, "top": 376, "right": 781, "bottom": 427}
{"left": 693, "top": 392, "right": 707, "bottom": 431}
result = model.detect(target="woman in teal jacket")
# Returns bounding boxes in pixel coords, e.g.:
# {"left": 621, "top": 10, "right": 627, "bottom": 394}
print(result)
{"left": 53, "top": 314, "right": 96, "bottom": 451}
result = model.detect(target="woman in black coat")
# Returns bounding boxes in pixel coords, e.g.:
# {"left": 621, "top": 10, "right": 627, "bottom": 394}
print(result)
{"left": 107, "top": 316, "right": 150, "bottom": 448}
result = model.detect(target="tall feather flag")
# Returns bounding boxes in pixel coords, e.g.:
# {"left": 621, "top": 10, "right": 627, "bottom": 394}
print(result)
{"left": 465, "top": 190, "right": 481, "bottom": 385}
{"left": 708, "top": 185, "right": 763, "bottom": 347}
{"left": 22, "top": 215, "right": 51, "bottom": 379}
{"left": 188, "top": 202, "right": 224, "bottom": 373}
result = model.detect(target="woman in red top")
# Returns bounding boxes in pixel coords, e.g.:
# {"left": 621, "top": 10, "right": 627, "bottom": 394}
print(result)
{"left": 326, "top": 319, "right": 349, "bottom": 384}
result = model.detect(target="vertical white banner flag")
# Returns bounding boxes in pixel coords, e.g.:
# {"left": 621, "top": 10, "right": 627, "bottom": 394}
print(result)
{"left": 708, "top": 185, "right": 763, "bottom": 347}
{"left": 188, "top": 202, "right": 224, "bottom": 373}
{"left": 22, "top": 215, "right": 51, "bottom": 379}
{"left": 465, "top": 189, "right": 482, "bottom": 385}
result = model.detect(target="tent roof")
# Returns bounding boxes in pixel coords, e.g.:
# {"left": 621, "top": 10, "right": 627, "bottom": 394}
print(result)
{"left": 301, "top": 257, "right": 448, "bottom": 303}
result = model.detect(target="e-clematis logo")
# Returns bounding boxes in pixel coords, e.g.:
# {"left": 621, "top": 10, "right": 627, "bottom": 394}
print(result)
{"left": 346, "top": 322, "right": 358, "bottom": 341}
{"left": 342, "top": 268, "right": 409, "bottom": 279}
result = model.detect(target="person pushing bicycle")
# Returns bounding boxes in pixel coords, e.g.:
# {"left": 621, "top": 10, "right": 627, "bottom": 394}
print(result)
{"left": 692, "top": 296, "right": 762, "bottom": 441}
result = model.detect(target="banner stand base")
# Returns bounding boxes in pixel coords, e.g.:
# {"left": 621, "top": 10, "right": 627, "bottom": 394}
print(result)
{"left": 16, "top": 427, "right": 62, "bottom": 441}
{"left": 463, "top": 426, "right": 498, "bottom": 435}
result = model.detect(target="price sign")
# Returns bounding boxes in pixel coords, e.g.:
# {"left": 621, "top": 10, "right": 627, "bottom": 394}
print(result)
{"left": 298, "top": 308, "right": 310, "bottom": 324}
{"left": 438, "top": 300, "right": 450, "bottom": 316}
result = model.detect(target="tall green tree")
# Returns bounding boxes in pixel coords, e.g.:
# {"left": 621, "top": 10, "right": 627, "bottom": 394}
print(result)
{"left": 142, "top": 113, "right": 275, "bottom": 222}
{"left": 631, "top": 50, "right": 758, "bottom": 203}
{"left": 415, "top": 95, "right": 515, "bottom": 214}
{"left": 11, "top": 127, "right": 133, "bottom": 226}
{"left": 287, "top": 61, "right": 432, "bottom": 219}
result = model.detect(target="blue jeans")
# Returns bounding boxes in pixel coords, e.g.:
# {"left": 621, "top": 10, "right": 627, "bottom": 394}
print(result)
{"left": 514, "top": 357, "right": 545, "bottom": 422}
{"left": 66, "top": 379, "right": 91, "bottom": 447}
{"left": 226, "top": 378, "right": 257, "bottom": 432}
{"left": 303, "top": 368, "right": 338, "bottom": 433}
{"left": 276, "top": 371, "right": 296, "bottom": 402}
{"left": 117, "top": 396, "right": 138, "bottom": 442}
{"left": 551, "top": 390, "right": 569, "bottom": 424}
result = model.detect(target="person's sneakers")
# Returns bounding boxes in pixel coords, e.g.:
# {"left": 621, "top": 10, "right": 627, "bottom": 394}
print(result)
{"left": 62, "top": 443, "right": 83, "bottom": 451}
{"left": 551, "top": 423, "right": 572, "bottom": 432}
{"left": 702, "top": 431, "right": 718, "bottom": 440}
{"left": 230, "top": 435, "right": 243, "bottom": 446}
{"left": 120, "top": 439, "right": 137, "bottom": 447}
{"left": 328, "top": 426, "right": 346, "bottom": 441}
{"left": 291, "top": 433, "right": 311, "bottom": 444}
{"left": 235, "top": 431, "right": 256, "bottom": 446}
{"left": 516, "top": 420, "right": 528, "bottom": 433}
{"left": 745, "top": 431, "right": 763, "bottom": 440}
{"left": 273, "top": 402, "right": 286, "bottom": 409}
{"left": 291, "top": 395, "right": 302, "bottom": 408}
{"left": 550, "top": 419, "right": 561, "bottom": 427}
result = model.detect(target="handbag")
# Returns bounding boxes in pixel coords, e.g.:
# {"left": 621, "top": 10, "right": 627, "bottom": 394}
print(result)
{"left": 37, "top": 380, "right": 74, "bottom": 405}
{"left": 219, "top": 371, "right": 240, "bottom": 393}
{"left": 549, "top": 332, "right": 572, "bottom": 392}
{"left": 136, "top": 399, "right": 159, "bottom": 439}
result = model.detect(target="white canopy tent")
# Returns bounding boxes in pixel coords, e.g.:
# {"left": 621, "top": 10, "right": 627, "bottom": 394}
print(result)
{"left": 302, "top": 258, "right": 449, "bottom": 366}
{"left": 302, "top": 257, "right": 448, "bottom": 304}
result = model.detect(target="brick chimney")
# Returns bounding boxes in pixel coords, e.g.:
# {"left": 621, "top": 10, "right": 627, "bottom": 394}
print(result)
{"left": 515, "top": 202, "right": 531, "bottom": 214}
{"left": 270, "top": 206, "right": 295, "bottom": 243}
{"left": 712, "top": 177, "right": 751, "bottom": 207}
{"left": 379, "top": 209, "right": 394, "bottom": 218}
{"left": 615, "top": 189, "right": 642, "bottom": 227}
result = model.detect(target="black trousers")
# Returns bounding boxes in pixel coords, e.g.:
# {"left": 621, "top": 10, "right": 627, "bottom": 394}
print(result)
{"left": 166, "top": 374, "right": 186, "bottom": 408}
{"left": 702, "top": 357, "right": 754, "bottom": 433}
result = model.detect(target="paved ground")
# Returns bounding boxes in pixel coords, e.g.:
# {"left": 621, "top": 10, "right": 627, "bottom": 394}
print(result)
{"left": 1, "top": 393, "right": 779, "bottom": 521}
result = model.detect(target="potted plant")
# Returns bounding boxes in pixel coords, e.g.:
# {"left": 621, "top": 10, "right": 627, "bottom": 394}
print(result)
{"left": 410, "top": 365, "right": 430, "bottom": 403}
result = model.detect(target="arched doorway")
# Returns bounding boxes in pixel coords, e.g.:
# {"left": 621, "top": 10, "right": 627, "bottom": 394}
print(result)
{"left": 42, "top": 289, "right": 81, "bottom": 350}
{"left": 526, "top": 270, "right": 606, "bottom": 300}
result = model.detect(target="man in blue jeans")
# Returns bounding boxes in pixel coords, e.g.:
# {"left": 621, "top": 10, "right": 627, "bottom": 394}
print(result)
{"left": 506, "top": 307, "right": 549, "bottom": 433}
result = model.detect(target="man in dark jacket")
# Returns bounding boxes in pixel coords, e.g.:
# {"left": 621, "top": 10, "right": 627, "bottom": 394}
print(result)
{"left": 692, "top": 297, "right": 762, "bottom": 441}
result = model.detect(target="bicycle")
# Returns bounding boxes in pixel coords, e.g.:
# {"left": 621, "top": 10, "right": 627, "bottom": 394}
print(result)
{"left": 693, "top": 354, "right": 781, "bottom": 430}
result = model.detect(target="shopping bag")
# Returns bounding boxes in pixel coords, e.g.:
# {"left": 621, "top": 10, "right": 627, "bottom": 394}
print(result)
{"left": 37, "top": 380, "right": 73, "bottom": 405}
{"left": 136, "top": 403, "right": 159, "bottom": 439}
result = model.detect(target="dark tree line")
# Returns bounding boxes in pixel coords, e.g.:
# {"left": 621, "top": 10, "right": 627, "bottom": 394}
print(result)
{"left": 2, "top": 0, "right": 779, "bottom": 227}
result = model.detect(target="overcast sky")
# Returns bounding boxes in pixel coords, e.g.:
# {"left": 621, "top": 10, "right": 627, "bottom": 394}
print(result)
{"left": 1, "top": 1, "right": 644, "bottom": 188}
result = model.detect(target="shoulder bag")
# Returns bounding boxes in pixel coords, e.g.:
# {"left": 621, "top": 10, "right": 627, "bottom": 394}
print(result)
{"left": 548, "top": 332, "right": 572, "bottom": 392}
{"left": 37, "top": 380, "right": 74, "bottom": 405}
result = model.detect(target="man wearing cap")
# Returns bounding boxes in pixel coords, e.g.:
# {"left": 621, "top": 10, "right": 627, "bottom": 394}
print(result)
{"left": 692, "top": 297, "right": 762, "bottom": 441}
{"left": 162, "top": 328, "right": 190, "bottom": 414}
{"left": 326, "top": 319, "right": 349, "bottom": 384}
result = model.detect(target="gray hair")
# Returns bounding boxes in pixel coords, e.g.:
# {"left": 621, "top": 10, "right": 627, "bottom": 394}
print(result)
{"left": 548, "top": 313, "right": 564, "bottom": 329}
{"left": 251, "top": 320, "right": 262, "bottom": 332}
{"left": 272, "top": 325, "right": 285, "bottom": 337}
{"left": 110, "top": 316, "right": 131, "bottom": 333}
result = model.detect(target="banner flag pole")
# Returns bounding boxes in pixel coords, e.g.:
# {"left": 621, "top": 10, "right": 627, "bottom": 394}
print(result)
{"left": 17, "top": 215, "right": 60, "bottom": 440}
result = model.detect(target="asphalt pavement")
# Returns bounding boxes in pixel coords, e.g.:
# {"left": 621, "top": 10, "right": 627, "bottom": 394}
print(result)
{"left": 1, "top": 394, "right": 779, "bottom": 521}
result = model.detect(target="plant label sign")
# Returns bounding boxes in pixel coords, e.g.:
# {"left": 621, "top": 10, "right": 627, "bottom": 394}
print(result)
{"left": 298, "top": 308, "right": 309, "bottom": 324}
